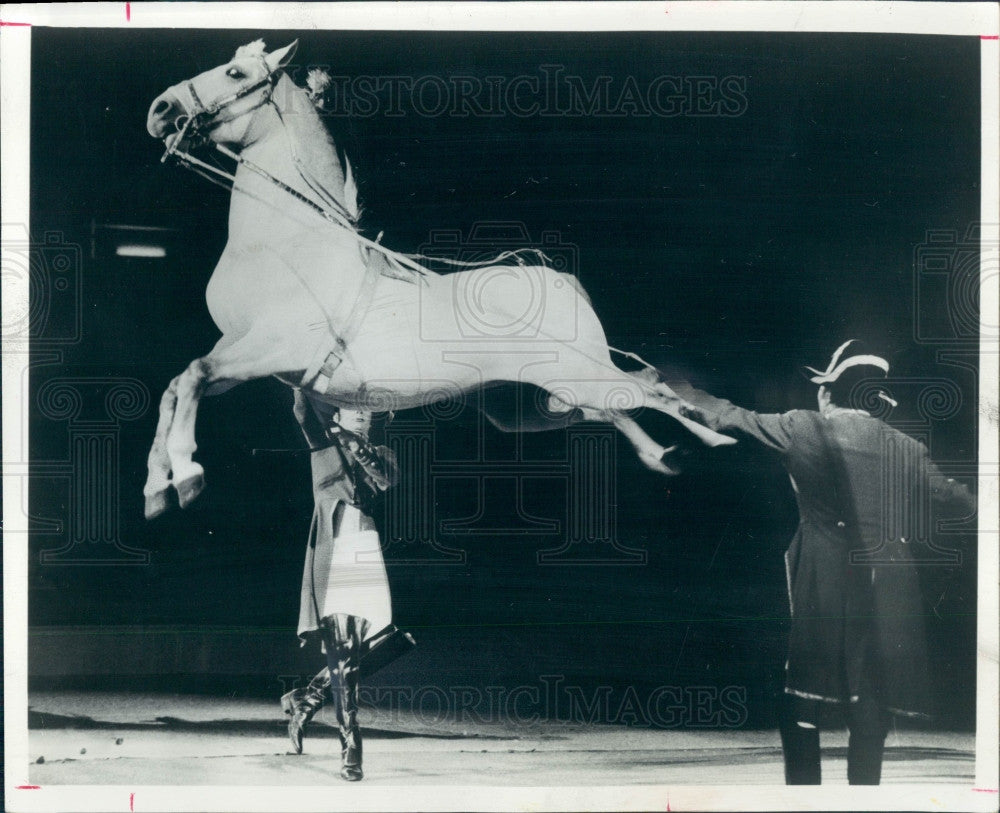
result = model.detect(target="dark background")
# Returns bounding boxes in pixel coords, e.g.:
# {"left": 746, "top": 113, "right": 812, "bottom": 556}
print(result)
{"left": 28, "top": 29, "right": 980, "bottom": 727}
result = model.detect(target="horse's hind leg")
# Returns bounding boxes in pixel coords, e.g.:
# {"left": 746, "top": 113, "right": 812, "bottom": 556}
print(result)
{"left": 143, "top": 381, "right": 179, "bottom": 519}
{"left": 526, "top": 349, "right": 734, "bottom": 450}
{"left": 606, "top": 411, "right": 682, "bottom": 475}
{"left": 549, "top": 397, "right": 681, "bottom": 475}
{"left": 524, "top": 279, "right": 734, "bottom": 448}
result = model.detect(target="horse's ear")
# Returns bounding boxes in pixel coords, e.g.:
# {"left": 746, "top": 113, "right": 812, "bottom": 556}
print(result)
{"left": 265, "top": 40, "right": 298, "bottom": 71}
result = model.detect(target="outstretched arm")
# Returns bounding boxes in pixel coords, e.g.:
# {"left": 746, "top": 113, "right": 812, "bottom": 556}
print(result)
{"left": 665, "top": 380, "right": 795, "bottom": 454}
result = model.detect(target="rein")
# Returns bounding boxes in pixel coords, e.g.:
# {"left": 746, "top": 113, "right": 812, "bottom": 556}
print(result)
{"left": 158, "top": 62, "right": 601, "bottom": 394}
{"left": 169, "top": 140, "right": 444, "bottom": 281}
{"left": 167, "top": 139, "right": 551, "bottom": 280}
{"left": 160, "top": 68, "right": 426, "bottom": 278}
{"left": 162, "top": 72, "right": 552, "bottom": 282}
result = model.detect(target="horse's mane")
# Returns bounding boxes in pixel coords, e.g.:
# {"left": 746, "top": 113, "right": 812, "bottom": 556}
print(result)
{"left": 275, "top": 72, "right": 359, "bottom": 221}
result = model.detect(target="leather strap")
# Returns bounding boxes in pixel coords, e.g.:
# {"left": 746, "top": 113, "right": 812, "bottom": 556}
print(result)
{"left": 301, "top": 244, "right": 382, "bottom": 393}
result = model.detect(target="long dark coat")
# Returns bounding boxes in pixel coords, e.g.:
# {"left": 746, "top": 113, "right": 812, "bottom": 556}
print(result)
{"left": 291, "top": 396, "right": 397, "bottom": 644}
{"left": 296, "top": 440, "right": 394, "bottom": 643}
{"left": 676, "top": 388, "right": 975, "bottom": 718}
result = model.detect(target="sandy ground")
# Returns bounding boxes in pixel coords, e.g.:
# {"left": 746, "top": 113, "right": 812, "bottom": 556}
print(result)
{"left": 26, "top": 691, "right": 974, "bottom": 786}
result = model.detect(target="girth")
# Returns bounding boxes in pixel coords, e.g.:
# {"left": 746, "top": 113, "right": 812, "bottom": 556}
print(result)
{"left": 299, "top": 244, "right": 391, "bottom": 395}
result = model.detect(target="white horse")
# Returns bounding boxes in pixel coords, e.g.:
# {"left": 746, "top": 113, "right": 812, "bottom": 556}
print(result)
{"left": 142, "top": 39, "right": 734, "bottom": 519}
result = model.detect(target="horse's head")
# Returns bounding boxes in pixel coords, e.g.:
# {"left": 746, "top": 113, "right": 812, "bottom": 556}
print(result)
{"left": 147, "top": 39, "right": 298, "bottom": 149}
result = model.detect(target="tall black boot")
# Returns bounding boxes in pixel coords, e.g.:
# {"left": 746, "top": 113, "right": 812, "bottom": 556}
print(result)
{"left": 847, "top": 733, "right": 887, "bottom": 785}
{"left": 847, "top": 696, "right": 889, "bottom": 785}
{"left": 779, "top": 723, "right": 821, "bottom": 785}
{"left": 323, "top": 614, "right": 370, "bottom": 782}
{"left": 280, "top": 667, "right": 331, "bottom": 755}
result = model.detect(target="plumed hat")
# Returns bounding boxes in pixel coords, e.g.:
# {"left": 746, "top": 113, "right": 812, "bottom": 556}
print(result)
{"left": 804, "top": 340, "right": 889, "bottom": 384}
{"left": 806, "top": 340, "right": 897, "bottom": 408}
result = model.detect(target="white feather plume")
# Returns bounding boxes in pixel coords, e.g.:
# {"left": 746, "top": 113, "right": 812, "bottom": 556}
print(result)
{"left": 234, "top": 39, "right": 267, "bottom": 60}
{"left": 306, "top": 68, "right": 332, "bottom": 107}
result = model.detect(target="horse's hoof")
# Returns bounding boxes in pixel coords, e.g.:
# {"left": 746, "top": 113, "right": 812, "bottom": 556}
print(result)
{"left": 175, "top": 473, "right": 205, "bottom": 509}
{"left": 641, "top": 447, "right": 681, "bottom": 476}
{"left": 707, "top": 431, "right": 738, "bottom": 447}
{"left": 676, "top": 411, "right": 738, "bottom": 448}
{"left": 144, "top": 489, "right": 177, "bottom": 520}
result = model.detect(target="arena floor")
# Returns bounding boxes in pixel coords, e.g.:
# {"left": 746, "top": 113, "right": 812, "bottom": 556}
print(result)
{"left": 25, "top": 691, "right": 975, "bottom": 787}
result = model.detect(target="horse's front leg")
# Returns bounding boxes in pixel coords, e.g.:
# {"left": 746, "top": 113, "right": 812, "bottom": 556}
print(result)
{"left": 143, "top": 373, "right": 242, "bottom": 518}
{"left": 165, "top": 357, "right": 214, "bottom": 508}
{"left": 163, "top": 327, "right": 310, "bottom": 510}
{"left": 143, "top": 380, "right": 179, "bottom": 519}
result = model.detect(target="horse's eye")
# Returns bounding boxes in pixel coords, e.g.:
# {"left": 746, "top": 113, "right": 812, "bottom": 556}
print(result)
{"left": 226, "top": 67, "right": 246, "bottom": 80}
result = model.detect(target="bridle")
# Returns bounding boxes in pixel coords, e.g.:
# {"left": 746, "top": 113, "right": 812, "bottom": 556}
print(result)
{"left": 161, "top": 58, "right": 364, "bottom": 226}
{"left": 158, "top": 60, "right": 444, "bottom": 286}
{"left": 164, "top": 57, "right": 280, "bottom": 157}
{"left": 157, "top": 60, "right": 558, "bottom": 286}
{"left": 152, "top": 57, "right": 660, "bottom": 394}
{"left": 160, "top": 59, "right": 359, "bottom": 230}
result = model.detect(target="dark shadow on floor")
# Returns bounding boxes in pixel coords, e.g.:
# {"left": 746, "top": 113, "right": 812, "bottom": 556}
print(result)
{"left": 626, "top": 745, "right": 973, "bottom": 767}
{"left": 28, "top": 709, "right": 527, "bottom": 741}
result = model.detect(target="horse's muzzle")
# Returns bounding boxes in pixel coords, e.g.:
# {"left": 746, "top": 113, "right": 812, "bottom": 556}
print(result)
{"left": 147, "top": 90, "right": 189, "bottom": 139}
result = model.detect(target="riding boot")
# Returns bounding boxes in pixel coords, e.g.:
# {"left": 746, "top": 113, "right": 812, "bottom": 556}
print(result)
{"left": 779, "top": 723, "right": 821, "bottom": 785}
{"left": 847, "top": 695, "right": 889, "bottom": 785}
{"left": 280, "top": 667, "right": 331, "bottom": 754}
{"left": 847, "top": 732, "right": 887, "bottom": 785}
{"left": 323, "top": 614, "right": 369, "bottom": 781}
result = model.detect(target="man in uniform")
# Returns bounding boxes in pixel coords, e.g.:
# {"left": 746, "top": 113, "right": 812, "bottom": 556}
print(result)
{"left": 663, "top": 341, "right": 976, "bottom": 784}
{"left": 280, "top": 391, "right": 399, "bottom": 781}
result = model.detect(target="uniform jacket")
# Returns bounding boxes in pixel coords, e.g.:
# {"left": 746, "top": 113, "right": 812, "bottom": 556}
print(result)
{"left": 294, "top": 395, "right": 398, "bottom": 640}
{"left": 309, "top": 441, "right": 389, "bottom": 535}
{"left": 294, "top": 394, "right": 397, "bottom": 530}
{"left": 676, "top": 386, "right": 975, "bottom": 716}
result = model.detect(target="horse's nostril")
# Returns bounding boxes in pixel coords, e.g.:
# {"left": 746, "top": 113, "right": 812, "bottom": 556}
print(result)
{"left": 154, "top": 99, "right": 171, "bottom": 116}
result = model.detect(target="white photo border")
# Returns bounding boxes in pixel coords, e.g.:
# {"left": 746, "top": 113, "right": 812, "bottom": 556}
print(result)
{"left": 2, "top": 3, "right": 998, "bottom": 811}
